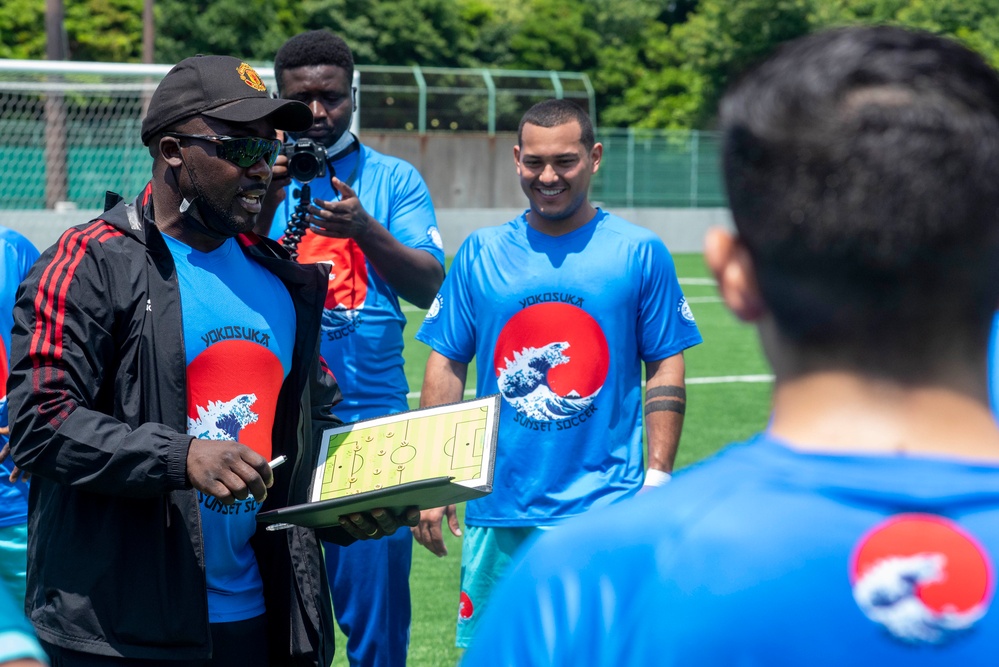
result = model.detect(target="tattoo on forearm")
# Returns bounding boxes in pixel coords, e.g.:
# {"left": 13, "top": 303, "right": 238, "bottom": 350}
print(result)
{"left": 645, "top": 386, "right": 686, "bottom": 401}
{"left": 646, "top": 385, "right": 686, "bottom": 415}
{"left": 646, "top": 400, "right": 686, "bottom": 415}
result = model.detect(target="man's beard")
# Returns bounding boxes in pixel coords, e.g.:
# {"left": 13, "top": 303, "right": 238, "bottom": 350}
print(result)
{"left": 182, "top": 158, "right": 254, "bottom": 238}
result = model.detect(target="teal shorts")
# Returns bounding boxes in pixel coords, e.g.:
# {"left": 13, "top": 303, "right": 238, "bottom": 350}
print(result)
{"left": 456, "top": 525, "right": 548, "bottom": 648}
{"left": 0, "top": 521, "right": 28, "bottom": 605}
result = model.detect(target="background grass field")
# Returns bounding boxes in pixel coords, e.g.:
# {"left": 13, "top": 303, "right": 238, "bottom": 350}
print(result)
{"left": 330, "top": 252, "right": 774, "bottom": 667}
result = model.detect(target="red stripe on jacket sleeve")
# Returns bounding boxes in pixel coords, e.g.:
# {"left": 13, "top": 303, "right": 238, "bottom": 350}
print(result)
{"left": 30, "top": 221, "right": 123, "bottom": 366}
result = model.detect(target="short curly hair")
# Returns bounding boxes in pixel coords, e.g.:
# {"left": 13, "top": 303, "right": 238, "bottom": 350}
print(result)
{"left": 274, "top": 30, "right": 354, "bottom": 92}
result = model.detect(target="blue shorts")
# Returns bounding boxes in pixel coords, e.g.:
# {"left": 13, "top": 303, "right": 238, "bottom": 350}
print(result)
{"left": 456, "top": 525, "right": 548, "bottom": 648}
{"left": 0, "top": 521, "right": 27, "bottom": 605}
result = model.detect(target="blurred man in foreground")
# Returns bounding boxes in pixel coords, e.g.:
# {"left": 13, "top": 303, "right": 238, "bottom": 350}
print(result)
{"left": 463, "top": 26, "right": 999, "bottom": 665}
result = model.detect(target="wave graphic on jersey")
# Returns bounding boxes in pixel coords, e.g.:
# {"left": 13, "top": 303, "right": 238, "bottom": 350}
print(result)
{"left": 187, "top": 340, "right": 285, "bottom": 460}
{"left": 297, "top": 238, "right": 369, "bottom": 332}
{"left": 850, "top": 514, "right": 993, "bottom": 645}
{"left": 494, "top": 302, "right": 609, "bottom": 422}
{"left": 189, "top": 394, "right": 259, "bottom": 441}
{"left": 497, "top": 341, "right": 599, "bottom": 420}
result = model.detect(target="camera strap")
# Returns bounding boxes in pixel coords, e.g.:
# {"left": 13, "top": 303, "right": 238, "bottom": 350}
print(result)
{"left": 326, "top": 132, "right": 359, "bottom": 163}
{"left": 328, "top": 134, "right": 361, "bottom": 190}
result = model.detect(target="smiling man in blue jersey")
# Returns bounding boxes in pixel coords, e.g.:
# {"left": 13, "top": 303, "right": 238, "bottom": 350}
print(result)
{"left": 7, "top": 55, "right": 416, "bottom": 667}
{"left": 414, "top": 99, "right": 702, "bottom": 648}
{"left": 254, "top": 29, "right": 445, "bottom": 667}
{"left": 462, "top": 27, "right": 999, "bottom": 666}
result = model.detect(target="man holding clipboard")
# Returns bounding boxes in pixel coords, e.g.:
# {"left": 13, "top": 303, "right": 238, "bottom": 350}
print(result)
{"left": 6, "top": 55, "right": 416, "bottom": 667}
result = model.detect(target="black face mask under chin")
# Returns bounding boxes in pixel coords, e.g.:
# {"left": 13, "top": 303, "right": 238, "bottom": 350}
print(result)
{"left": 178, "top": 196, "right": 231, "bottom": 241}
{"left": 175, "top": 156, "right": 238, "bottom": 240}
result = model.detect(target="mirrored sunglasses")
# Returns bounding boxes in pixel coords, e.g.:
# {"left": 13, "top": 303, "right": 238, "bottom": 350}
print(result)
{"left": 167, "top": 132, "right": 282, "bottom": 168}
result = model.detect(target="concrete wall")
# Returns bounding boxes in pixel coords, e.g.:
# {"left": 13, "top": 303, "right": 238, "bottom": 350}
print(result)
{"left": 361, "top": 132, "right": 524, "bottom": 209}
{"left": 0, "top": 207, "right": 732, "bottom": 257}
{"left": 432, "top": 207, "right": 731, "bottom": 255}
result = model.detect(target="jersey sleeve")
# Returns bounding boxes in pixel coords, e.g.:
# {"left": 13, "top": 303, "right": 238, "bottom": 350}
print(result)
{"left": 6, "top": 231, "right": 41, "bottom": 280}
{"left": 415, "top": 235, "right": 479, "bottom": 363}
{"left": 636, "top": 238, "right": 703, "bottom": 361}
{"left": 1, "top": 231, "right": 40, "bottom": 430}
{"left": 384, "top": 163, "right": 445, "bottom": 266}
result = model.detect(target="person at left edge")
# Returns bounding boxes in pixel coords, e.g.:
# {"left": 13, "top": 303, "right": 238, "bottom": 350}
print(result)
{"left": 0, "top": 226, "right": 38, "bottom": 607}
{"left": 255, "top": 29, "right": 445, "bottom": 667}
{"left": 0, "top": 581, "right": 47, "bottom": 666}
{"left": 7, "top": 55, "right": 417, "bottom": 667}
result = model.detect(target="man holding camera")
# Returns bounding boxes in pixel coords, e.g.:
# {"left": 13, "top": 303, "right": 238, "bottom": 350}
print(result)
{"left": 256, "top": 29, "right": 445, "bottom": 667}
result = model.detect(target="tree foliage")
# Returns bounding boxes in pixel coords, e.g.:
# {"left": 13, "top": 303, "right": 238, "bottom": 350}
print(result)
{"left": 0, "top": 0, "right": 46, "bottom": 59}
{"left": 9, "top": 0, "right": 999, "bottom": 129}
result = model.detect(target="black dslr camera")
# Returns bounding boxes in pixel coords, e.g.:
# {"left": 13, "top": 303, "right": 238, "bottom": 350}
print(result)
{"left": 282, "top": 138, "right": 327, "bottom": 182}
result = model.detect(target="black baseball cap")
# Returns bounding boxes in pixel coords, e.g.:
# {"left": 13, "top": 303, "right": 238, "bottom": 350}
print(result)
{"left": 141, "top": 55, "right": 312, "bottom": 145}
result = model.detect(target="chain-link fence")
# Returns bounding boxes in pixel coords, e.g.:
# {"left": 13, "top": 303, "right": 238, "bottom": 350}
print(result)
{"left": 358, "top": 66, "right": 593, "bottom": 134}
{"left": 0, "top": 60, "right": 596, "bottom": 210}
{"left": 592, "top": 128, "right": 726, "bottom": 208}
{"left": 0, "top": 62, "right": 156, "bottom": 210}
{"left": 0, "top": 59, "right": 725, "bottom": 210}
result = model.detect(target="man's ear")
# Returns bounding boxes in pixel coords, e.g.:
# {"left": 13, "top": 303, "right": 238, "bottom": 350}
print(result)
{"left": 159, "top": 135, "right": 183, "bottom": 168}
{"left": 703, "top": 226, "right": 766, "bottom": 322}
{"left": 590, "top": 142, "right": 603, "bottom": 173}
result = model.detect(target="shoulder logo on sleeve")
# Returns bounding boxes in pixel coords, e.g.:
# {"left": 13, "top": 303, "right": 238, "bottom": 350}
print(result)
{"left": 850, "top": 513, "right": 994, "bottom": 645}
{"left": 458, "top": 590, "right": 474, "bottom": 621}
{"left": 425, "top": 293, "right": 443, "bottom": 322}
{"left": 677, "top": 296, "right": 696, "bottom": 326}
{"left": 428, "top": 226, "right": 444, "bottom": 250}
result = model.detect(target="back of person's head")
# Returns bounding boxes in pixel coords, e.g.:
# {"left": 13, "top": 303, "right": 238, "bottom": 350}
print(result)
{"left": 274, "top": 29, "right": 354, "bottom": 90}
{"left": 518, "top": 99, "right": 595, "bottom": 150}
{"left": 720, "top": 26, "right": 999, "bottom": 379}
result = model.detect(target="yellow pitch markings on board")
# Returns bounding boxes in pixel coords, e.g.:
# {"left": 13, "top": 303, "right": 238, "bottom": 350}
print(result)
{"left": 317, "top": 405, "right": 490, "bottom": 501}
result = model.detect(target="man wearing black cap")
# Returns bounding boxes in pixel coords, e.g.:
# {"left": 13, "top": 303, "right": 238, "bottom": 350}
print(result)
{"left": 6, "top": 55, "right": 416, "bottom": 667}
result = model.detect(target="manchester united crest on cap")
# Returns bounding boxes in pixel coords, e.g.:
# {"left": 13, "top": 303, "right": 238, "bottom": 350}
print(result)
{"left": 238, "top": 62, "right": 266, "bottom": 92}
{"left": 849, "top": 513, "right": 994, "bottom": 645}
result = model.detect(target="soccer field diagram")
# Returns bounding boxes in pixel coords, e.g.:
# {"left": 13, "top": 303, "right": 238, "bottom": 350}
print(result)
{"left": 313, "top": 401, "right": 495, "bottom": 502}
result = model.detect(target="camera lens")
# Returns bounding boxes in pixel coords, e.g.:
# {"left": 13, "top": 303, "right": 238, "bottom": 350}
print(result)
{"left": 288, "top": 152, "right": 323, "bottom": 182}
{"left": 284, "top": 138, "right": 327, "bottom": 182}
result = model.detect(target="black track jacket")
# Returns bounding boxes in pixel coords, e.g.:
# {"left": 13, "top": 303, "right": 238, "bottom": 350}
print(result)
{"left": 8, "top": 185, "right": 353, "bottom": 665}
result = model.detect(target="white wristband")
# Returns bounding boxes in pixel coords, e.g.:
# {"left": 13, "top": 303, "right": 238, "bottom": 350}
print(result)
{"left": 643, "top": 469, "right": 672, "bottom": 487}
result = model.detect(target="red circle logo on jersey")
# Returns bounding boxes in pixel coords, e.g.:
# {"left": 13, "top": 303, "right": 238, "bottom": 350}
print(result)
{"left": 296, "top": 237, "right": 368, "bottom": 329}
{"left": 850, "top": 513, "right": 993, "bottom": 644}
{"left": 187, "top": 340, "right": 285, "bottom": 460}
{"left": 493, "top": 303, "right": 609, "bottom": 421}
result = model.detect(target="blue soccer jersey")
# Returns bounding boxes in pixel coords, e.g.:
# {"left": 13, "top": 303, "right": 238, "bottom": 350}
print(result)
{"left": 164, "top": 234, "right": 295, "bottom": 623}
{"left": 417, "top": 209, "right": 702, "bottom": 526}
{"left": 0, "top": 227, "right": 39, "bottom": 528}
{"left": 268, "top": 144, "right": 444, "bottom": 422}
{"left": 463, "top": 434, "right": 999, "bottom": 666}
